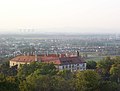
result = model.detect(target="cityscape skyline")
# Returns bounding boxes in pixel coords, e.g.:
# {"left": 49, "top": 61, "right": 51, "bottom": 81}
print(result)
{"left": 0, "top": 27, "right": 120, "bottom": 34}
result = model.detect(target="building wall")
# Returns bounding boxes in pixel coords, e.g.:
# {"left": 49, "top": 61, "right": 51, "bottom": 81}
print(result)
{"left": 58, "top": 63, "right": 86, "bottom": 71}
{"left": 10, "top": 61, "right": 30, "bottom": 68}
{"left": 10, "top": 60, "right": 86, "bottom": 72}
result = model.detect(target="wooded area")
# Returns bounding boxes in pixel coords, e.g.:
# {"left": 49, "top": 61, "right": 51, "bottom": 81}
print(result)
{"left": 1, "top": 56, "right": 120, "bottom": 91}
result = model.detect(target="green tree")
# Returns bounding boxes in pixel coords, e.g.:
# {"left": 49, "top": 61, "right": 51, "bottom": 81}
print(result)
{"left": 83, "top": 70, "right": 100, "bottom": 91}
{"left": 0, "top": 62, "right": 10, "bottom": 76}
{"left": 96, "top": 57, "right": 113, "bottom": 78}
{"left": 19, "top": 71, "right": 51, "bottom": 91}
{"left": 0, "top": 74, "right": 19, "bottom": 91}
{"left": 112, "top": 56, "right": 120, "bottom": 64}
{"left": 75, "top": 71, "right": 87, "bottom": 91}
{"left": 57, "top": 70, "right": 73, "bottom": 80}
{"left": 99, "top": 81, "right": 118, "bottom": 91}
{"left": 50, "top": 76, "right": 74, "bottom": 91}
{"left": 17, "top": 62, "right": 57, "bottom": 79}
{"left": 86, "top": 60, "right": 97, "bottom": 69}
{"left": 75, "top": 70, "right": 100, "bottom": 91}
{"left": 110, "top": 64, "right": 120, "bottom": 83}
{"left": 39, "top": 63, "right": 58, "bottom": 76}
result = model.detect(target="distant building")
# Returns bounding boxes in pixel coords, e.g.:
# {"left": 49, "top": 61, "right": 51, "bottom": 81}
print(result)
{"left": 9, "top": 53, "right": 86, "bottom": 71}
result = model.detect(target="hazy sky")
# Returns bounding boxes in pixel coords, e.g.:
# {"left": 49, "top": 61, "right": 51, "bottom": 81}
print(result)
{"left": 0, "top": 0, "right": 120, "bottom": 33}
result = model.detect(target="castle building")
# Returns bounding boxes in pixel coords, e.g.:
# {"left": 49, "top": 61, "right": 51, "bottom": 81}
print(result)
{"left": 10, "top": 53, "right": 86, "bottom": 71}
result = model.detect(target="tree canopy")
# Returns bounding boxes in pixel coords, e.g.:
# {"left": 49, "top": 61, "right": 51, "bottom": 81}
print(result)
{"left": 1, "top": 56, "right": 120, "bottom": 91}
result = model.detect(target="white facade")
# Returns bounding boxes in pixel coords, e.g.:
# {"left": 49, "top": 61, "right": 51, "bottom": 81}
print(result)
{"left": 58, "top": 63, "right": 86, "bottom": 71}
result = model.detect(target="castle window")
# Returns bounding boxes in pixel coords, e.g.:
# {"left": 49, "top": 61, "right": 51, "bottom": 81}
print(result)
{"left": 72, "top": 64, "right": 74, "bottom": 68}
{"left": 69, "top": 65, "right": 71, "bottom": 68}
{"left": 83, "top": 63, "right": 85, "bottom": 67}
{"left": 63, "top": 66, "right": 64, "bottom": 69}
{"left": 66, "top": 65, "right": 68, "bottom": 69}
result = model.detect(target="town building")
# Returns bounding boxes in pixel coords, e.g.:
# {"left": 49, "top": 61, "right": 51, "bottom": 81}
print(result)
{"left": 9, "top": 52, "right": 86, "bottom": 71}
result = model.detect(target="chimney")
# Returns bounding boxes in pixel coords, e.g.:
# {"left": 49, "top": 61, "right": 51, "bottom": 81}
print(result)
{"left": 31, "top": 51, "right": 33, "bottom": 55}
{"left": 35, "top": 51, "right": 37, "bottom": 61}
{"left": 65, "top": 53, "right": 68, "bottom": 57}
{"left": 44, "top": 51, "right": 47, "bottom": 57}
{"left": 76, "top": 51, "right": 79, "bottom": 57}
{"left": 23, "top": 52, "right": 26, "bottom": 56}
{"left": 33, "top": 52, "right": 35, "bottom": 55}
{"left": 46, "top": 51, "right": 49, "bottom": 56}
{"left": 27, "top": 52, "right": 29, "bottom": 56}
{"left": 55, "top": 51, "right": 58, "bottom": 57}
{"left": 59, "top": 53, "right": 61, "bottom": 58}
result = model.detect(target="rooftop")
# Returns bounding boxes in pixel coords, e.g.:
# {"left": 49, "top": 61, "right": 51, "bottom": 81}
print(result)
{"left": 10, "top": 54, "right": 85, "bottom": 65}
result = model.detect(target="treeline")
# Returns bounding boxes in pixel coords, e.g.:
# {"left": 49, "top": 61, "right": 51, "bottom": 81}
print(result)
{"left": 1, "top": 56, "right": 120, "bottom": 91}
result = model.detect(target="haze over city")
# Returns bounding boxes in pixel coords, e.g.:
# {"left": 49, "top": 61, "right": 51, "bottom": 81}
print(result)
{"left": 0, "top": 0, "right": 120, "bottom": 34}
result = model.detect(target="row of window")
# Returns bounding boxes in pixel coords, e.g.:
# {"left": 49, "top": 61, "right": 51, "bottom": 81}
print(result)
{"left": 62, "top": 63, "right": 85, "bottom": 69}
{"left": 62, "top": 66, "right": 86, "bottom": 71}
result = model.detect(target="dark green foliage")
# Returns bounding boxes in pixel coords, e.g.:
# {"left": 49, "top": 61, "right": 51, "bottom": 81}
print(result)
{"left": 75, "top": 70, "right": 100, "bottom": 91}
{"left": 0, "top": 74, "right": 19, "bottom": 91}
{"left": 110, "top": 64, "right": 120, "bottom": 83}
{"left": 86, "top": 60, "right": 97, "bottom": 69}
{"left": 17, "top": 62, "right": 41, "bottom": 79}
{"left": 50, "top": 76, "right": 74, "bottom": 91}
{"left": 2, "top": 56, "right": 120, "bottom": 91}
{"left": 19, "top": 73, "right": 50, "bottom": 91}
{"left": 0, "top": 62, "right": 17, "bottom": 76}
{"left": 57, "top": 70, "right": 73, "bottom": 80}
{"left": 99, "top": 81, "right": 119, "bottom": 91}
{"left": 39, "top": 63, "right": 58, "bottom": 75}
{"left": 17, "top": 62, "right": 58, "bottom": 79}
{"left": 96, "top": 56, "right": 114, "bottom": 78}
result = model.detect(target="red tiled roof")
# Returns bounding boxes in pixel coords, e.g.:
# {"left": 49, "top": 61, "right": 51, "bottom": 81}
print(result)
{"left": 42, "top": 59, "right": 61, "bottom": 65}
{"left": 40, "top": 56, "right": 61, "bottom": 64}
{"left": 59, "top": 57, "right": 85, "bottom": 65}
{"left": 10, "top": 56, "right": 41, "bottom": 62}
{"left": 10, "top": 55, "right": 85, "bottom": 65}
{"left": 10, "top": 55, "right": 61, "bottom": 64}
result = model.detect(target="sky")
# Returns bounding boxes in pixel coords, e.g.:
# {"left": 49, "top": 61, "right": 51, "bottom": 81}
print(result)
{"left": 0, "top": 0, "right": 120, "bottom": 34}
